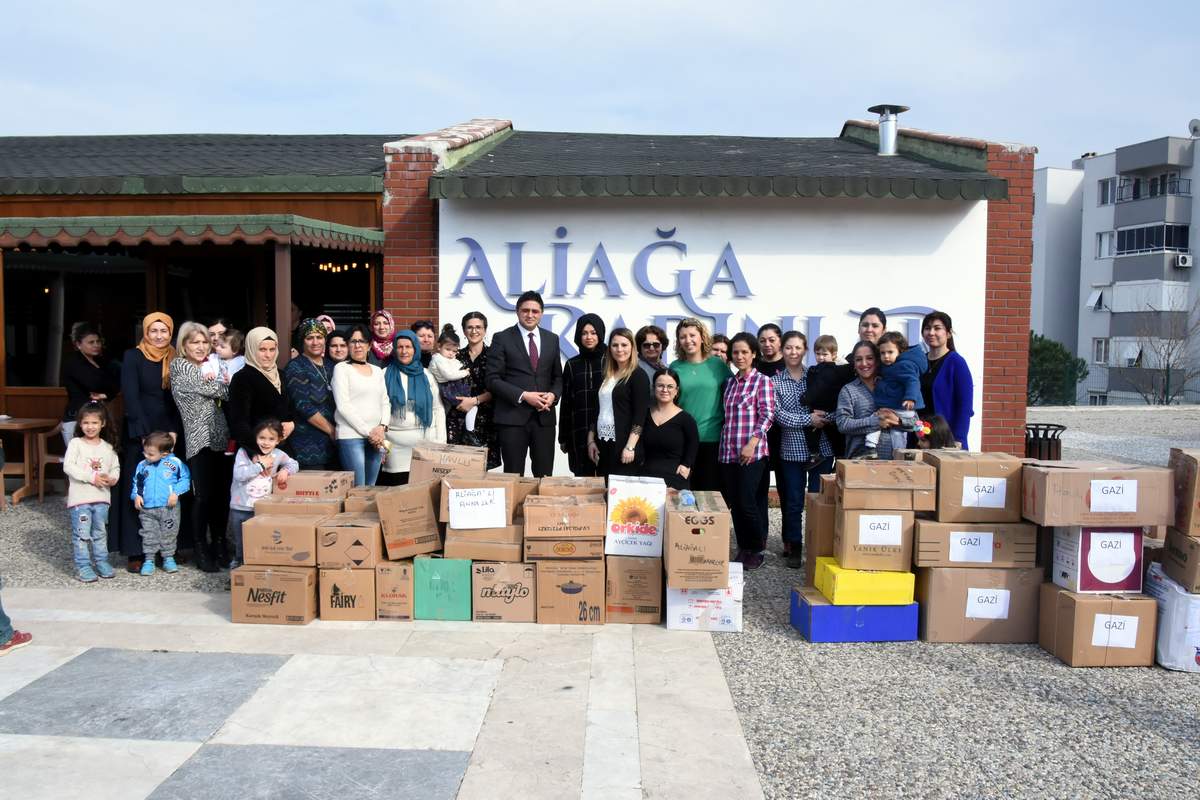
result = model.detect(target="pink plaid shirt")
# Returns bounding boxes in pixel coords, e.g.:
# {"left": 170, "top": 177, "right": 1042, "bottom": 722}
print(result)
{"left": 718, "top": 367, "right": 775, "bottom": 463}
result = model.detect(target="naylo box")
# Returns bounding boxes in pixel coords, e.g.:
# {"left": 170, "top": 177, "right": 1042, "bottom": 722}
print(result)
{"left": 814, "top": 557, "right": 914, "bottom": 606}
{"left": 413, "top": 556, "right": 472, "bottom": 621}
{"left": 230, "top": 565, "right": 317, "bottom": 625}
{"left": 605, "top": 555, "right": 663, "bottom": 624}
{"left": 272, "top": 470, "right": 353, "bottom": 500}
{"left": 241, "top": 515, "right": 325, "bottom": 567}
{"left": 1021, "top": 461, "right": 1173, "bottom": 526}
{"left": 663, "top": 490, "right": 730, "bottom": 589}
{"left": 535, "top": 559, "right": 605, "bottom": 625}
{"left": 913, "top": 521, "right": 1037, "bottom": 568}
{"left": 604, "top": 475, "right": 667, "bottom": 558}
{"left": 923, "top": 451, "right": 1023, "bottom": 523}
{"left": 318, "top": 568, "right": 376, "bottom": 622}
{"left": 790, "top": 586, "right": 918, "bottom": 643}
{"left": 1143, "top": 562, "right": 1200, "bottom": 673}
{"left": 1038, "top": 583, "right": 1156, "bottom": 667}
{"left": 472, "top": 562, "right": 536, "bottom": 622}
{"left": 316, "top": 513, "right": 385, "bottom": 569}
{"left": 1052, "top": 527, "right": 1144, "bottom": 593}
{"left": 665, "top": 562, "right": 743, "bottom": 633}
{"left": 375, "top": 480, "right": 441, "bottom": 560}
{"left": 834, "top": 509, "right": 914, "bottom": 571}
{"left": 253, "top": 497, "right": 344, "bottom": 517}
{"left": 375, "top": 561, "right": 414, "bottom": 621}
{"left": 916, "top": 566, "right": 1041, "bottom": 643}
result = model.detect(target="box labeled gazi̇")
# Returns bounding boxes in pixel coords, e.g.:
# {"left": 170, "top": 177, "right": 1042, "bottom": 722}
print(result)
{"left": 833, "top": 509, "right": 914, "bottom": 571}
{"left": 1021, "top": 461, "right": 1173, "bottom": 526}
{"left": 604, "top": 475, "right": 667, "bottom": 557}
{"left": 231, "top": 565, "right": 317, "bottom": 625}
{"left": 1038, "top": 583, "right": 1156, "bottom": 667}
{"left": 1052, "top": 527, "right": 1143, "bottom": 593}
{"left": 922, "top": 451, "right": 1023, "bottom": 523}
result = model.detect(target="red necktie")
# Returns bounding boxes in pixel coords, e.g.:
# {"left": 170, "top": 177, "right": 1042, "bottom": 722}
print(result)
{"left": 528, "top": 331, "right": 540, "bottom": 372}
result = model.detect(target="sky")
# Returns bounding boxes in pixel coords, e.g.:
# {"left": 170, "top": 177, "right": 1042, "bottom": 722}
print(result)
{"left": 5, "top": 0, "right": 1198, "bottom": 169}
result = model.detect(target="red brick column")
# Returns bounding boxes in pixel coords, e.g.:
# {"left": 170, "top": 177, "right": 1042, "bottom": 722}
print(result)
{"left": 382, "top": 119, "right": 512, "bottom": 326}
{"left": 982, "top": 144, "right": 1037, "bottom": 455}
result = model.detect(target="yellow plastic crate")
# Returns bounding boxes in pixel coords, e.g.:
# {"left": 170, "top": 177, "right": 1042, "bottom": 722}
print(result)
{"left": 814, "top": 556, "right": 915, "bottom": 606}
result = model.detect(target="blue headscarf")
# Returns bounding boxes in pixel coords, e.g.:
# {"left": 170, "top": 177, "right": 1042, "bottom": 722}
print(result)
{"left": 384, "top": 330, "right": 432, "bottom": 428}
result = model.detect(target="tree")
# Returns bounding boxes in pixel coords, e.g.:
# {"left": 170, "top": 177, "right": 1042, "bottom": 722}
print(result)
{"left": 1117, "top": 299, "right": 1200, "bottom": 405}
{"left": 1027, "top": 331, "right": 1088, "bottom": 405}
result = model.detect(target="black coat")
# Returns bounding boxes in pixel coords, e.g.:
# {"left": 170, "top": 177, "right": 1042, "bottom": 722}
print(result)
{"left": 227, "top": 367, "right": 293, "bottom": 452}
{"left": 120, "top": 348, "right": 179, "bottom": 441}
{"left": 63, "top": 351, "right": 121, "bottom": 421}
{"left": 593, "top": 367, "right": 651, "bottom": 466}
{"left": 485, "top": 325, "right": 564, "bottom": 427}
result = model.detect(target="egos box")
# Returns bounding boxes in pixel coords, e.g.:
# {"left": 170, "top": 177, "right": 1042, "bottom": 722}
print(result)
{"left": 1022, "top": 461, "right": 1173, "bottom": 526}
{"left": 922, "top": 451, "right": 1022, "bottom": 523}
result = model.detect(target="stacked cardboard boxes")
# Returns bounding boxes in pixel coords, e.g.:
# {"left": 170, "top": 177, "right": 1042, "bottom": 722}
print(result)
{"left": 604, "top": 476, "right": 666, "bottom": 625}
{"left": 662, "top": 491, "right": 740, "bottom": 631}
{"left": 1145, "top": 449, "right": 1200, "bottom": 672}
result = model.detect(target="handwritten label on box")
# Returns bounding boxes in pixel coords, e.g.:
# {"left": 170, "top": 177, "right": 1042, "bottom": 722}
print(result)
{"left": 858, "top": 515, "right": 902, "bottom": 547}
{"left": 961, "top": 477, "right": 1006, "bottom": 508}
{"left": 1091, "top": 613, "right": 1139, "bottom": 649}
{"left": 1090, "top": 480, "right": 1137, "bottom": 513}
{"left": 448, "top": 487, "right": 506, "bottom": 529}
{"left": 949, "top": 531, "right": 994, "bottom": 563}
{"left": 965, "top": 587, "right": 1010, "bottom": 620}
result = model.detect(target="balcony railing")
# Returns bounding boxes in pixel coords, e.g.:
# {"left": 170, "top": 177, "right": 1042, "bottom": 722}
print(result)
{"left": 1115, "top": 177, "right": 1192, "bottom": 203}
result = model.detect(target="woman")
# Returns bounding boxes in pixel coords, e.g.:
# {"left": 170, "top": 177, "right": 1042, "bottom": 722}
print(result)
{"left": 381, "top": 329, "right": 446, "bottom": 485}
{"left": 227, "top": 328, "right": 294, "bottom": 453}
{"left": 61, "top": 321, "right": 120, "bottom": 445}
{"left": 641, "top": 368, "right": 698, "bottom": 490}
{"left": 332, "top": 325, "right": 389, "bottom": 486}
{"left": 669, "top": 318, "right": 728, "bottom": 491}
{"left": 857, "top": 307, "right": 887, "bottom": 344}
{"left": 412, "top": 319, "right": 436, "bottom": 368}
{"left": 284, "top": 319, "right": 338, "bottom": 470}
{"left": 367, "top": 310, "right": 395, "bottom": 367}
{"left": 207, "top": 318, "right": 235, "bottom": 351}
{"left": 112, "top": 313, "right": 179, "bottom": 572}
{"left": 326, "top": 330, "right": 350, "bottom": 364}
{"left": 755, "top": 323, "right": 785, "bottom": 377}
{"left": 559, "top": 313, "right": 606, "bottom": 477}
{"left": 772, "top": 331, "right": 833, "bottom": 569}
{"left": 835, "top": 340, "right": 901, "bottom": 459}
{"left": 635, "top": 325, "right": 668, "bottom": 385}
{"left": 587, "top": 328, "right": 649, "bottom": 477}
{"left": 718, "top": 333, "right": 775, "bottom": 571}
{"left": 448, "top": 311, "right": 500, "bottom": 470}
{"left": 169, "top": 322, "right": 230, "bottom": 572}
{"left": 921, "top": 311, "right": 973, "bottom": 450}
{"left": 711, "top": 334, "right": 730, "bottom": 364}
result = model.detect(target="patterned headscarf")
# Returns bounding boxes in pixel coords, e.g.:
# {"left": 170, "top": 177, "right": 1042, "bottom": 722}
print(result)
{"left": 370, "top": 310, "right": 395, "bottom": 362}
{"left": 136, "top": 312, "right": 176, "bottom": 389}
{"left": 316, "top": 315, "right": 336, "bottom": 334}
{"left": 294, "top": 317, "right": 327, "bottom": 351}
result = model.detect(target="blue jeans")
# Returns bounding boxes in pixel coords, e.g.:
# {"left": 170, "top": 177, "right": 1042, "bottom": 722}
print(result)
{"left": 0, "top": 574, "right": 12, "bottom": 644}
{"left": 227, "top": 508, "right": 254, "bottom": 563}
{"left": 70, "top": 502, "right": 111, "bottom": 572}
{"left": 778, "top": 461, "right": 809, "bottom": 545}
{"left": 807, "top": 456, "right": 834, "bottom": 492}
{"left": 337, "top": 438, "right": 383, "bottom": 487}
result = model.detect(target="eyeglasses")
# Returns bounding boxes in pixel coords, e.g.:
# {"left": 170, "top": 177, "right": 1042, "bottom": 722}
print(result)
{"left": 642, "top": 342, "right": 662, "bottom": 349}
{"left": 654, "top": 384, "right": 676, "bottom": 391}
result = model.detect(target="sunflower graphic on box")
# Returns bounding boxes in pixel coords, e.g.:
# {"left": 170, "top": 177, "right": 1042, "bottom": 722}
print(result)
{"left": 610, "top": 497, "right": 658, "bottom": 535}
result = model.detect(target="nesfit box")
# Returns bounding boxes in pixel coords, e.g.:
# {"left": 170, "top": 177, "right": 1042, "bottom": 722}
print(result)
{"left": 231, "top": 565, "right": 317, "bottom": 625}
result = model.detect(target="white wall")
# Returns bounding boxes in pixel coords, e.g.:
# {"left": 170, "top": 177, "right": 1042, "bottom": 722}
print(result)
{"left": 1077, "top": 153, "right": 1117, "bottom": 401}
{"left": 438, "top": 196, "right": 989, "bottom": 454}
{"left": 1032, "top": 167, "right": 1083, "bottom": 347}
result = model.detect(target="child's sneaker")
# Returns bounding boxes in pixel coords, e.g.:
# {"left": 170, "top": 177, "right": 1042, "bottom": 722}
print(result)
{"left": 77, "top": 566, "right": 98, "bottom": 583}
{"left": 162, "top": 557, "right": 178, "bottom": 573}
{"left": 96, "top": 561, "right": 115, "bottom": 579}
{"left": 140, "top": 559, "right": 156, "bottom": 576}
{"left": 0, "top": 630, "right": 33, "bottom": 657}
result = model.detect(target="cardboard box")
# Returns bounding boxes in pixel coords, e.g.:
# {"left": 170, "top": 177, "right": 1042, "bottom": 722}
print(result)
{"left": 1038, "top": 583, "right": 1156, "bottom": 667}
{"left": 230, "top": 565, "right": 317, "bottom": 625}
{"left": 790, "top": 586, "right": 918, "bottom": 643}
{"left": 923, "top": 451, "right": 1023, "bottom": 523}
{"left": 489, "top": 473, "right": 540, "bottom": 516}
{"left": 814, "top": 556, "right": 915, "bottom": 605}
{"left": 446, "top": 524, "right": 522, "bottom": 544}
{"left": 536, "top": 559, "right": 605, "bottom": 625}
{"left": 472, "top": 562, "right": 536, "bottom": 622}
{"left": 523, "top": 496, "right": 607, "bottom": 539}
{"left": 439, "top": 476, "right": 515, "bottom": 526}
{"left": 605, "top": 556, "right": 663, "bottom": 624}
{"left": 375, "top": 480, "right": 441, "bottom": 560}
{"left": 537, "top": 476, "right": 606, "bottom": 497}
{"left": 1052, "top": 527, "right": 1144, "bottom": 593}
{"left": 834, "top": 509, "right": 915, "bottom": 571}
{"left": 1162, "top": 527, "right": 1200, "bottom": 592}
{"left": 253, "top": 497, "right": 343, "bottom": 517}
{"left": 445, "top": 536, "right": 524, "bottom": 562}
{"left": 408, "top": 442, "right": 488, "bottom": 488}
{"left": 913, "top": 521, "right": 1038, "bottom": 568}
{"left": 273, "top": 470, "right": 353, "bottom": 500}
{"left": 1021, "top": 461, "right": 1174, "bottom": 526}
{"left": 1168, "top": 448, "right": 1200, "bottom": 536}
{"left": 375, "top": 561, "right": 414, "bottom": 620}
{"left": 603, "top": 475, "right": 667, "bottom": 557}
{"left": 413, "top": 556, "right": 472, "bottom": 621}
{"left": 665, "top": 562, "right": 743, "bottom": 632}
{"left": 915, "top": 566, "right": 1041, "bottom": 643}
{"left": 1143, "top": 562, "right": 1200, "bottom": 673}
{"left": 663, "top": 491, "right": 731, "bottom": 589}
{"left": 837, "top": 459, "right": 937, "bottom": 490}
{"left": 241, "top": 515, "right": 324, "bottom": 566}
{"left": 342, "top": 496, "right": 377, "bottom": 514}
{"left": 316, "top": 514, "right": 385, "bottom": 569}
{"left": 819, "top": 473, "right": 837, "bottom": 501}
{"left": 318, "top": 568, "right": 376, "bottom": 621}
{"left": 524, "top": 537, "right": 605, "bottom": 561}
{"left": 804, "top": 492, "right": 837, "bottom": 587}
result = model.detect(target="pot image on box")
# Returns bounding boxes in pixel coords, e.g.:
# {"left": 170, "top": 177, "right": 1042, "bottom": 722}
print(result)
{"left": 317, "top": 514, "right": 385, "bottom": 569}
{"left": 834, "top": 509, "right": 914, "bottom": 571}
{"left": 376, "top": 561, "right": 414, "bottom": 621}
{"left": 605, "top": 556, "right": 663, "bottom": 624}
{"left": 604, "top": 475, "right": 667, "bottom": 558}
{"left": 1038, "top": 583, "right": 1156, "bottom": 667}
{"left": 1052, "top": 527, "right": 1144, "bottom": 593}
{"left": 665, "top": 562, "right": 743, "bottom": 632}
{"left": 472, "top": 562, "right": 536, "bottom": 622}
{"left": 1143, "top": 562, "right": 1200, "bottom": 673}
{"left": 664, "top": 491, "right": 730, "bottom": 589}
{"left": 318, "top": 568, "right": 376, "bottom": 622}
{"left": 375, "top": 480, "right": 441, "bottom": 561}
{"left": 273, "top": 470, "right": 353, "bottom": 500}
{"left": 790, "top": 586, "right": 918, "bottom": 643}
{"left": 414, "top": 556, "right": 472, "bottom": 621}
{"left": 241, "top": 515, "right": 324, "bottom": 567}
{"left": 231, "top": 566, "right": 317, "bottom": 625}
{"left": 916, "top": 566, "right": 1041, "bottom": 643}
{"left": 535, "top": 559, "right": 605, "bottom": 625}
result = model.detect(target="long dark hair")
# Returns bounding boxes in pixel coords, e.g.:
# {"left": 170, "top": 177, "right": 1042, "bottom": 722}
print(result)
{"left": 921, "top": 311, "right": 956, "bottom": 352}
{"left": 74, "top": 401, "right": 118, "bottom": 446}
{"left": 850, "top": 340, "right": 882, "bottom": 378}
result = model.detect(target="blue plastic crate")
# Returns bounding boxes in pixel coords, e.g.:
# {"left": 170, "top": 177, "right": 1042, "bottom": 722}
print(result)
{"left": 790, "top": 587, "right": 918, "bottom": 643}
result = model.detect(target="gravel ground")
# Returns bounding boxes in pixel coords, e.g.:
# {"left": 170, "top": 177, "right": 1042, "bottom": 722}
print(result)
{"left": 1027, "top": 405, "right": 1200, "bottom": 466}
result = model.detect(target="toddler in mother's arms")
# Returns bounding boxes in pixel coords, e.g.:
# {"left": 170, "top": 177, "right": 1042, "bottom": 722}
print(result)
{"left": 874, "top": 331, "right": 928, "bottom": 454}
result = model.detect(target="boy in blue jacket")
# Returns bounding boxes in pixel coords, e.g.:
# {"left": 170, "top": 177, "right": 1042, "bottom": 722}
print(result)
{"left": 874, "top": 332, "right": 928, "bottom": 454}
{"left": 131, "top": 431, "right": 191, "bottom": 576}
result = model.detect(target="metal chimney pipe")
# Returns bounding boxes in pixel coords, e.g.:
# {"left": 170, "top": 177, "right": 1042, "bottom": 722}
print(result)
{"left": 868, "top": 104, "right": 910, "bottom": 156}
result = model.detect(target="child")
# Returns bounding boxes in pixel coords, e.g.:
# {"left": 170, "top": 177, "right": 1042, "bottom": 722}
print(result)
{"left": 131, "top": 431, "right": 191, "bottom": 576}
{"left": 917, "top": 415, "right": 958, "bottom": 450}
{"left": 802, "top": 335, "right": 853, "bottom": 461}
{"left": 202, "top": 328, "right": 246, "bottom": 384}
{"left": 227, "top": 418, "right": 299, "bottom": 568}
{"left": 63, "top": 402, "right": 120, "bottom": 582}
{"left": 427, "top": 324, "right": 478, "bottom": 436}
{"left": 874, "top": 331, "right": 929, "bottom": 455}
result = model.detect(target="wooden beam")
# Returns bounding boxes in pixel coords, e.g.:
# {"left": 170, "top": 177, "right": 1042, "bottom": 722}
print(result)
{"left": 274, "top": 242, "right": 292, "bottom": 366}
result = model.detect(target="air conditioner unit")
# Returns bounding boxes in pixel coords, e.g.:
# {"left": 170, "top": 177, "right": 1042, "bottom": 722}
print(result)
{"left": 1177, "top": 254, "right": 1194, "bottom": 268}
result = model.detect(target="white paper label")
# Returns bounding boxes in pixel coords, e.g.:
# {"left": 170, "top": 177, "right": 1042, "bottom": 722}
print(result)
{"left": 1086, "top": 531, "right": 1137, "bottom": 584}
{"left": 858, "top": 515, "right": 902, "bottom": 547}
{"left": 447, "top": 487, "right": 506, "bottom": 529}
{"left": 961, "top": 477, "right": 1006, "bottom": 509}
{"left": 1091, "top": 614, "right": 1139, "bottom": 649}
{"left": 949, "top": 531, "right": 994, "bottom": 563}
{"left": 1090, "top": 480, "right": 1137, "bottom": 513}
{"left": 965, "top": 587, "right": 1010, "bottom": 620}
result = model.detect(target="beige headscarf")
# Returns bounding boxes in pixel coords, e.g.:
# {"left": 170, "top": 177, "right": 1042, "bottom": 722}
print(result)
{"left": 136, "top": 312, "right": 176, "bottom": 389}
{"left": 244, "top": 327, "right": 282, "bottom": 393}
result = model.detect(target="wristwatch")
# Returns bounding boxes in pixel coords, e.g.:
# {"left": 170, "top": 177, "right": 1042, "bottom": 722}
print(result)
{"left": 623, "top": 446, "right": 635, "bottom": 454}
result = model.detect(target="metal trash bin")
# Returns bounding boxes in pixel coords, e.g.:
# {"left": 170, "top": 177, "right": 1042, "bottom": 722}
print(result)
{"left": 1025, "top": 423, "right": 1065, "bottom": 461}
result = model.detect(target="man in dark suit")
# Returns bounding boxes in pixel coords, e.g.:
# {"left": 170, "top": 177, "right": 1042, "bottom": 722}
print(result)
{"left": 485, "top": 291, "right": 564, "bottom": 476}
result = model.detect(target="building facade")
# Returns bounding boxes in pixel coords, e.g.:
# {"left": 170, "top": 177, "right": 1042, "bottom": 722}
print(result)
{"left": 1032, "top": 167, "right": 1083, "bottom": 349}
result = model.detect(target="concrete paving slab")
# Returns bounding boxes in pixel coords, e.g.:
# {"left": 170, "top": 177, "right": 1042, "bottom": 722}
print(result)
{"left": 0, "top": 734, "right": 199, "bottom": 800}
{"left": 0, "top": 645, "right": 86, "bottom": 702}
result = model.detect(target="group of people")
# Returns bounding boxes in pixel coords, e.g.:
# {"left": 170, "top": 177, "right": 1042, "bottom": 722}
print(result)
{"left": 55, "top": 293, "right": 973, "bottom": 584}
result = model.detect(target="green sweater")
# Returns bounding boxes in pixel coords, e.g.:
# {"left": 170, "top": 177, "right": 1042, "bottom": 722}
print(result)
{"left": 669, "top": 356, "right": 731, "bottom": 443}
